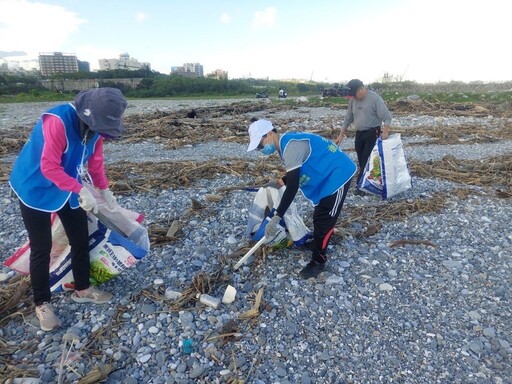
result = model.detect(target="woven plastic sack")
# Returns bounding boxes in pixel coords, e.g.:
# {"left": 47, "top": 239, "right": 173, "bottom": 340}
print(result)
{"left": 4, "top": 192, "right": 149, "bottom": 292}
{"left": 358, "top": 133, "right": 412, "bottom": 199}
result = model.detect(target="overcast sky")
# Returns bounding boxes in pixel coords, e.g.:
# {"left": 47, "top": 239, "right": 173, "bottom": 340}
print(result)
{"left": 1, "top": 0, "right": 510, "bottom": 84}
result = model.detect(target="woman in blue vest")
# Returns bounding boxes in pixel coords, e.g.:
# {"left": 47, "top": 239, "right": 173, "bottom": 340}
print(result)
{"left": 9, "top": 88, "right": 127, "bottom": 331}
{"left": 247, "top": 119, "right": 356, "bottom": 279}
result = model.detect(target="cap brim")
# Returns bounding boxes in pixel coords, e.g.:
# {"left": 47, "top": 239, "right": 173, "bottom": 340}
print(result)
{"left": 247, "top": 136, "right": 261, "bottom": 151}
{"left": 93, "top": 121, "right": 125, "bottom": 138}
{"left": 247, "top": 119, "right": 274, "bottom": 151}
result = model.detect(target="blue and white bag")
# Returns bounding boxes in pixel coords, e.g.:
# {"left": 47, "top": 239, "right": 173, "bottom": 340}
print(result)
{"left": 358, "top": 134, "right": 412, "bottom": 199}
{"left": 245, "top": 186, "right": 311, "bottom": 246}
{"left": 5, "top": 187, "right": 150, "bottom": 292}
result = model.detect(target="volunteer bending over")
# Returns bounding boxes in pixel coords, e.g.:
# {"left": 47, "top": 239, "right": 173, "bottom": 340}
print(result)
{"left": 9, "top": 88, "right": 127, "bottom": 331}
{"left": 247, "top": 119, "right": 356, "bottom": 279}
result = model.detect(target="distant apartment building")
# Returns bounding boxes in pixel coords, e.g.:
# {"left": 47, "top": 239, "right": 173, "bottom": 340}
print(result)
{"left": 78, "top": 60, "right": 90, "bottom": 72}
{"left": 208, "top": 69, "right": 228, "bottom": 79}
{"left": 184, "top": 63, "right": 203, "bottom": 77}
{"left": 39, "top": 52, "right": 78, "bottom": 76}
{"left": 0, "top": 60, "right": 9, "bottom": 73}
{"left": 171, "top": 63, "right": 204, "bottom": 78}
{"left": 98, "top": 53, "right": 150, "bottom": 71}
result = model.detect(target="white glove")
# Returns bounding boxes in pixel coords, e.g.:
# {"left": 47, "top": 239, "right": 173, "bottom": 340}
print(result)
{"left": 264, "top": 215, "right": 281, "bottom": 239}
{"left": 264, "top": 214, "right": 287, "bottom": 247}
{"left": 100, "top": 188, "right": 117, "bottom": 210}
{"left": 79, "top": 187, "right": 98, "bottom": 214}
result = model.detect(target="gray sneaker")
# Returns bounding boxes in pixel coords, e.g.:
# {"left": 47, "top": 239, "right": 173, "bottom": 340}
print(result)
{"left": 35, "top": 302, "right": 62, "bottom": 331}
{"left": 71, "top": 286, "right": 112, "bottom": 304}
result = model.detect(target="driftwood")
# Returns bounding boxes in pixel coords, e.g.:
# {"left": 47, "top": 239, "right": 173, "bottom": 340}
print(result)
{"left": 0, "top": 98, "right": 511, "bottom": 384}
{"left": 171, "top": 267, "right": 229, "bottom": 311}
{"left": 335, "top": 188, "right": 475, "bottom": 240}
{"left": 2, "top": 99, "right": 511, "bottom": 158}
{"left": 0, "top": 276, "right": 32, "bottom": 322}
{"left": 389, "top": 239, "right": 437, "bottom": 248}
{"left": 76, "top": 364, "right": 113, "bottom": 384}
{"left": 410, "top": 154, "right": 512, "bottom": 188}
{"left": 238, "top": 287, "right": 264, "bottom": 320}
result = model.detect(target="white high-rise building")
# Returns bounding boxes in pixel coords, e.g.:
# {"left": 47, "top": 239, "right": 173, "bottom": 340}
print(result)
{"left": 98, "top": 53, "right": 150, "bottom": 71}
{"left": 183, "top": 63, "right": 204, "bottom": 77}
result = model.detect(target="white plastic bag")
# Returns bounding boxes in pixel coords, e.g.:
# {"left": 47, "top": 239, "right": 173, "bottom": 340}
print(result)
{"left": 358, "top": 133, "right": 412, "bottom": 199}
{"left": 246, "top": 186, "right": 311, "bottom": 246}
{"left": 255, "top": 215, "right": 288, "bottom": 247}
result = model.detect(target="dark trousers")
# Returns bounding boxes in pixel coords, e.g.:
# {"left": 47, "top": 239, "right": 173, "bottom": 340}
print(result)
{"left": 19, "top": 201, "right": 90, "bottom": 306}
{"left": 312, "top": 180, "right": 351, "bottom": 263}
{"left": 355, "top": 127, "right": 381, "bottom": 185}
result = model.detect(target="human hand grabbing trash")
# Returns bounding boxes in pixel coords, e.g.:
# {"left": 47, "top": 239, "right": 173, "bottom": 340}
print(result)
{"left": 264, "top": 214, "right": 281, "bottom": 238}
{"left": 233, "top": 212, "right": 287, "bottom": 270}
{"left": 263, "top": 214, "right": 286, "bottom": 246}
{"left": 79, "top": 186, "right": 98, "bottom": 214}
{"left": 262, "top": 178, "right": 285, "bottom": 189}
{"left": 100, "top": 188, "right": 117, "bottom": 210}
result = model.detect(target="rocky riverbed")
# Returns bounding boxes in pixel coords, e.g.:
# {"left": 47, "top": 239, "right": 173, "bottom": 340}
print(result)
{"left": 0, "top": 97, "right": 511, "bottom": 384}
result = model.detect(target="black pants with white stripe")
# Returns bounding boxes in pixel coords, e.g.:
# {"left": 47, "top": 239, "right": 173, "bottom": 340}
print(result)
{"left": 312, "top": 180, "right": 351, "bottom": 263}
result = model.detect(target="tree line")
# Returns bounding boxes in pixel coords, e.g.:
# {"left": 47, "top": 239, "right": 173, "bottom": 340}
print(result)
{"left": 0, "top": 69, "right": 327, "bottom": 99}
{"left": 1, "top": 69, "right": 510, "bottom": 101}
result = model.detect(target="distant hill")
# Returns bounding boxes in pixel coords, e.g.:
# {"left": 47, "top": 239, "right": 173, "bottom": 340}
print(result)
{"left": 0, "top": 51, "right": 27, "bottom": 58}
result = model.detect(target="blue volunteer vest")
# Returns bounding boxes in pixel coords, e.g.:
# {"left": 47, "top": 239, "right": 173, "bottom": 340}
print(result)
{"left": 9, "top": 103, "right": 100, "bottom": 212}
{"left": 279, "top": 132, "right": 356, "bottom": 205}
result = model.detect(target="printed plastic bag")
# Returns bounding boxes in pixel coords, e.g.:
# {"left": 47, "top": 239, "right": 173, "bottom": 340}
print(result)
{"left": 83, "top": 181, "right": 145, "bottom": 237}
{"left": 358, "top": 133, "right": 412, "bottom": 199}
{"left": 246, "top": 186, "right": 311, "bottom": 246}
{"left": 51, "top": 212, "right": 149, "bottom": 290}
{"left": 4, "top": 200, "right": 149, "bottom": 292}
{"left": 252, "top": 211, "right": 288, "bottom": 247}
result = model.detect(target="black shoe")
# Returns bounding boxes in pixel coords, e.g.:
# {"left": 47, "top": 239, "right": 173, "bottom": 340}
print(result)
{"left": 354, "top": 188, "right": 365, "bottom": 196}
{"left": 300, "top": 260, "right": 326, "bottom": 279}
{"left": 298, "top": 239, "right": 315, "bottom": 252}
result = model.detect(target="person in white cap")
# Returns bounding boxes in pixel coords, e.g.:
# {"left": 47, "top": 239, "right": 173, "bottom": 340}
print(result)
{"left": 9, "top": 87, "right": 127, "bottom": 331}
{"left": 247, "top": 119, "right": 357, "bottom": 279}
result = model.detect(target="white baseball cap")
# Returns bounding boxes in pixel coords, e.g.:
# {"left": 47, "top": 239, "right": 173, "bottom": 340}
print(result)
{"left": 247, "top": 119, "right": 274, "bottom": 151}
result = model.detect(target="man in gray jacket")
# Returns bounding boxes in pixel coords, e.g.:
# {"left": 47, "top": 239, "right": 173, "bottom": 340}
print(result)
{"left": 335, "top": 79, "right": 392, "bottom": 194}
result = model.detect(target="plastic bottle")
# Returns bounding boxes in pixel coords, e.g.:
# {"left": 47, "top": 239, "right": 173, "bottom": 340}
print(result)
{"left": 199, "top": 294, "right": 220, "bottom": 309}
{"left": 164, "top": 288, "right": 182, "bottom": 301}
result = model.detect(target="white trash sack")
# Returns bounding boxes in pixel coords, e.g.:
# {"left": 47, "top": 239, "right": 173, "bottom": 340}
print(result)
{"left": 245, "top": 186, "right": 311, "bottom": 246}
{"left": 358, "top": 133, "right": 412, "bottom": 199}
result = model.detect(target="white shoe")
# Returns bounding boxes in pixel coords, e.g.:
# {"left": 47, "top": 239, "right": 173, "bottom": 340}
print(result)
{"left": 35, "top": 302, "right": 62, "bottom": 331}
{"left": 71, "top": 286, "right": 112, "bottom": 304}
